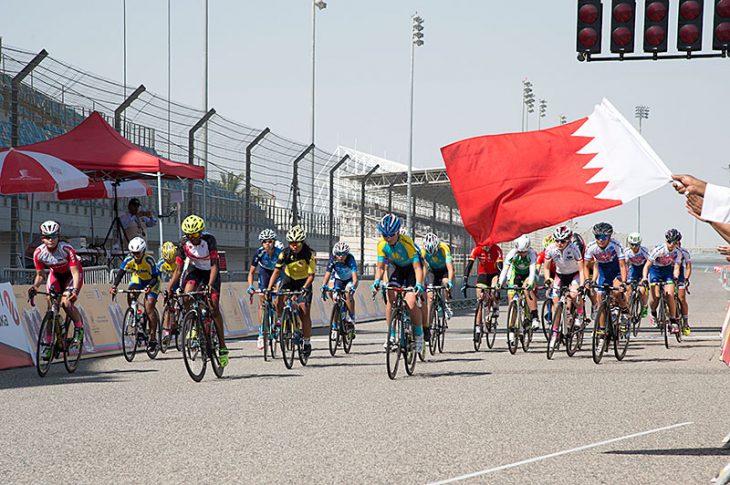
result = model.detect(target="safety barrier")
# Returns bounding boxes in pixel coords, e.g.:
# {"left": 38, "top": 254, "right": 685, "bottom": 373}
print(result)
{"left": 1, "top": 266, "right": 112, "bottom": 285}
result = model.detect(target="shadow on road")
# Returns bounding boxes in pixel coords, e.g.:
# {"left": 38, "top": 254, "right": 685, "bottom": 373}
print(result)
{"left": 222, "top": 373, "right": 303, "bottom": 381}
{"left": 605, "top": 447, "right": 730, "bottom": 456}
{"left": 415, "top": 370, "right": 492, "bottom": 379}
{"left": 0, "top": 366, "right": 157, "bottom": 390}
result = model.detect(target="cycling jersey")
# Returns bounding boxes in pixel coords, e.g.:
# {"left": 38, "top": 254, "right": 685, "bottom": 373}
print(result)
{"left": 584, "top": 238, "right": 624, "bottom": 271}
{"left": 677, "top": 247, "right": 691, "bottom": 267}
{"left": 176, "top": 233, "right": 218, "bottom": 270}
{"left": 326, "top": 253, "right": 358, "bottom": 281}
{"left": 544, "top": 242, "right": 582, "bottom": 275}
{"left": 648, "top": 243, "right": 681, "bottom": 267}
{"left": 377, "top": 235, "right": 419, "bottom": 268}
{"left": 250, "top": 246, "right": 283, "bottom": 271}
{"left": 276, "top": 246, "right": 316, "bottom": 281}
{"left": 119, "top": 254, "right": 159, "bottom": 281}
{"left": 498, "top": 248, "right": 537, "bottom": 285}
{"left": 157, "top": 258, "right": 177, "bottom": 278}
{"left": 536, "top": 250, "right": 556, "bottom": 276}
{"left": 34, "top": 242, "right": 80, "bottom": 274}
{"left": 420, "top": 242, "right": 452, "bottom": 271}
{"left": 469, "top": 245, "right": 502, "bottom": 274}
{"left": 624, "top": 246, "right": 650, "bottom": 267}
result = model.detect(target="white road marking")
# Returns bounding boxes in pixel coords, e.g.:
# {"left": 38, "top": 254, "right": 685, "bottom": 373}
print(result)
{"left": 426, "top": 422, "right": 693, "bottom": 485}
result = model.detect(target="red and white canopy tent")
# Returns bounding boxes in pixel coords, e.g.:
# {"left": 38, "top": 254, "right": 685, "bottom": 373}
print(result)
{"left": 0, "top": 111, "right": 205, "bottom": 252}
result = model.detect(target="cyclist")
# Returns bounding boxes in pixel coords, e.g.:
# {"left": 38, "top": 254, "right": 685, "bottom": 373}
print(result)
{"left": 320, "top": 241, "right": 358, "bottom": 338}
{"left": 28, "top": 220, "right": 84, "bottom": 360}
{"left": 267, "top": 225, "right": 316, "bottom": 358}
{"left": 676, "top": 240, "right": 692, "bottom": 335}
{"left": 643, "top": 229, "right": 682, "bottom": 332}
{"left": 157, "top": 241, "right": 180, "bottom": 345}
{"left": 584, "top": 222, "right": 629, "bottom": 326}
{"left": 543, "top": 225, "right": 586, "bottom": 340}
{"left": 248, "top": 229, "right": 283, "bottom": 350}
{"left": 111, "top": 237, "right": 161, "bottom": 352}
{"left": 462, "top": 242, "right": 503, "bottom": 342}
{"left": 421, "top": 233, "right": 455, "bottom": 319}
{"left": 497, "top": 234, "right": 539, "bottom": 344}
{"left": 371, "top": 214, "right": 425, "bottom": 353}
{"left": 536, "top": 235, "right": 556, "bottom": 284}
{"left": 624, "top": 232, "right": 650, "bottom": 319}
{"left": 166, "top": 215, "right": 229, "bottom": 367}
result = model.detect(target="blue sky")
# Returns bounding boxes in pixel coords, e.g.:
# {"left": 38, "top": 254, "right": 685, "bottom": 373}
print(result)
{"left": 1, "top": 1, "right": 727, "bottom": 245}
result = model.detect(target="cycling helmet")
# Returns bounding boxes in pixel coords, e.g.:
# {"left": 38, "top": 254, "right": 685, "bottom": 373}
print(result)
{"left": 423, "top": 233, "right": 440, "bottom": 255}
{"left": 181, "top": 214, "right": 205, "bottom": 235}
{"left": 40, "top": 220, "right": 60, "bottom": 236}
{"left": 378, "top": 214, "right": 402, "bottom": 236}
{"left": 286, "top": 225, "right": 306, "bottom": 242}
{"left": 553, "top": 225, "right": 573, "bottom": 242}
{"left": 275, "top": 241, "right": 285, "bottom": 250}
{"left": 627, "top": 232, "right": 642, "bottom": 245}
{"left": 572, "top": 233, "right": 586, "bottom": 254}
{"left": 592, "top": 222, "right": 613, "bottom": 238}
{"left": 128, "top": 237, "right": 147, "bottom": 253}
{"left": 161, "top": 241, "right": 176, "bottom": 261}
{"left": 542, "top": 235, "right": 555, "bottom": 248}
{"left": 258, "top": 229, "right": 277, "bottom": 242}
{"left": 333, "top": 241, "right": 350, "bottom": 255}
{"left": 665, "top": 228, "right": 682, "bottom": 243}
{"left": 514, "top": 234, "right": 531, "bottom": 251}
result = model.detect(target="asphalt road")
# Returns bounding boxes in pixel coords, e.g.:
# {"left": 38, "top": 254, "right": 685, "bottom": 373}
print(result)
{"left": 2, "top": 261, "right": 730, "bottom": 484}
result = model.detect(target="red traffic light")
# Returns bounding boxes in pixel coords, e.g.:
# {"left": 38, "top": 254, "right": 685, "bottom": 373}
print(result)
{"left": 579, "top": 4, "right": 600, "bottom": 23}
{"left": 611, "top": 1, "right": 636, "bottom": 52}
{"left": 646, "top": 1, "right": 668, "bottom": 22}
{"left": 644, "top": 0, "right": 669, "bottom": 52}
{"left": 614, "top": 2, "right": 634, "bottom": 21}
{"left": 677, "top": 0, "right": 704, "bottom": 51}
{"left": 714, "top": 0, "right": 730, "bottom": 50}
{"left": 577, "top": 1, "right": 603, "bottom": 53}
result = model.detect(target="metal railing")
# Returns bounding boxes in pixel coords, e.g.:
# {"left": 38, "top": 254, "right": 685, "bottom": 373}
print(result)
{"left": 1, "top": 265, "right": 112, "bottom": 285}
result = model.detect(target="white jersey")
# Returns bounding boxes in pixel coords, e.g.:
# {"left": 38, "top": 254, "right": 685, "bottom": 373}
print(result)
{"left": 544, "top": 242, "right": 582, "bottom": 275}
{"left": 33, "top": 241, "right": 79, "bottom": 274}
{"left": 624, "top": 245, "right": 650, "bottom": 267}
{"left": 677, "top": 247, "right": 691, "bottom": 267}
{"left": 584, "top": 238, "right": 624, "bottom": 270}
{"left": 648, "top": 244, "right": 681, "bottom": 267}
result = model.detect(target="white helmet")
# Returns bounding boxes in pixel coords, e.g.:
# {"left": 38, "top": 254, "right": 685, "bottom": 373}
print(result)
{"left": 333, "top": 241, "right": 350, "bottom": 255}
{"left": 258, "top": 229, "right": 277, "bottom": 242}
{"left": 514, "top": 235, "right": 531, "bottom": 252}
{"left": 40, "top": 220, "right": 60, "bottom": 236}
{"left": 422, "top": 233, "right": 440, "bottom": 255}
{"left": 128, "top": 237, "right": 147, "bottom": 253}
{"left": 628, "top": 232, "right": 642, "bottom": 245}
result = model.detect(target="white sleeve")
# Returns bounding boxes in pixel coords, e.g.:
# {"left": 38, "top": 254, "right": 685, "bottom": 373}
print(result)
{"left": 701, "top": 183, "right": 730, "bottom": 224}
{"left": 498, "top": 251, "right": 513, "bottom": 285}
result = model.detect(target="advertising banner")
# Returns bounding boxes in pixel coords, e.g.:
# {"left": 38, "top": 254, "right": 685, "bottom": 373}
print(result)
{"left": 0, "top": 283, "right": 35, "bottom": 370}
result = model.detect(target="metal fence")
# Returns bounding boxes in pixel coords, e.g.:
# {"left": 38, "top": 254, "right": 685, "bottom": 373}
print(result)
{"left": 1, "top": 266, "right": 112, "bottom": 285}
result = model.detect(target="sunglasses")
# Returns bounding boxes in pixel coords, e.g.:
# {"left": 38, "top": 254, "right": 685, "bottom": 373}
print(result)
{"left": 334, "top": 252, "right": 347, "bottom": 257}
{"left": 262, "top": 239, "right": 275, "bottom": 245}
{"left": 289, "top": 241, "right": 302, "bottom": 247}
{"left": 42, "top": 235, "right": 58, "bottom": 240}
{"left": 556, "top": 239, "right": 569, "bottom": 244}
{"left": 595, "top": 235, "right": 610, "bottom": 240}
{"left": 188, "top": 232, "right": 202, "bottom": 238}
{"left": 131, "top": 251, "right": 143, "bottom": 256}
{"left": 382, "top": 233, "right": 398, "bottom": 239}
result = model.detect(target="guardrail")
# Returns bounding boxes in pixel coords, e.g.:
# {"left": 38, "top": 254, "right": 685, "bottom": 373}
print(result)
{"left": 1, "top": 266, "right": 114, "bottom": 286}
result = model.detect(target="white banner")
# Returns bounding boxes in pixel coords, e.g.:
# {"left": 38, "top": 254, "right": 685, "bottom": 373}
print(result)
{"left": 0, "top": 282, "right": 35, "bottom": 369}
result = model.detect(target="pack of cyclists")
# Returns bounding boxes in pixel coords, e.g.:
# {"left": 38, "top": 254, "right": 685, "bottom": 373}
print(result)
{"left": 25, "top": 212, "right": 692, "bottom": 375}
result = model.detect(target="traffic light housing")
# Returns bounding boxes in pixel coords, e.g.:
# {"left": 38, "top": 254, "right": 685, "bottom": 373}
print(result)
{"left": 610, "top": 1, "right": 637, "bottom": 53}
{"left": 577, "top": 0, "right": 603, "bottom": 53}
{"left": 677, "top": 0, "right": 704, "bottom": 51}
{"left": 643, "top": 0, "right": 670, "bottom": 52}
{"left": 713, "top": 0, "right": 730, "bottom": 50}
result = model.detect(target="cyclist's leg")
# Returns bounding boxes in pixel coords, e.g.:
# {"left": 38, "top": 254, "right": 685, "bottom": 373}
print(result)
{"left": 145, "top": 279, "right": 160, "bottom": 342}
{"left": 666, "top": 282, "right": 677, "bottom": 319}
{"left": 208, "top": 274, "right": 226, "bottom": 349}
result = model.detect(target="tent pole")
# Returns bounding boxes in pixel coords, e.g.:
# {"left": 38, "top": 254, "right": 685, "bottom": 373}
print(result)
{"left": 28, "top": 194, "right": 35, "bottom": 265}
{"left": 157, "top": 172, "right": 164, "bottom": 257}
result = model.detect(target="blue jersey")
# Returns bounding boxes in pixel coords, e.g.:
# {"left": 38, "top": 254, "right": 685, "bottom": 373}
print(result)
{"left": 250, "top": 247, "right": 283, "bottom": 272}
{"left": 326, "top": 253, "right": 358, "bottom": 281}
{"left": 585, "top": 238, "right": 624, "bottom": 273}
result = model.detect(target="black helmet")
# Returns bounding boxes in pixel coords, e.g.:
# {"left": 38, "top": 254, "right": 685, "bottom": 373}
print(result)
{"left": 665, "top": 228, "right": 682, "bottom": 243}
{"left": 592, "top": 222, "right": 613, "bottom": 238}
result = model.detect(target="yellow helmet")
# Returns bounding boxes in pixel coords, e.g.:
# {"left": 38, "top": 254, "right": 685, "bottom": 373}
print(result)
{"left": 181, "top": 215, "right": 205, "bottom": 235}
{"left": 542, "top": 235, "right": 555, "bottom": 249}
{"left": 161, "top": 241, "right": 177, "bottom": 262}
{"left": 286, "top": 225, "right": 306, "bottom": 242}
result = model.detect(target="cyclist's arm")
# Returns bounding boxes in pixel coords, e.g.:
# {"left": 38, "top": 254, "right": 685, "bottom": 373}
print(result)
{"left": 498, "top": 261, "right": 511, "bottom": 286}
{"left": 208, "top": 257, "right": 219, "bottom": 289}
{"left": 673, "top": 262, "right": 681, "bottom": 280}
{"left": 322, "top": 271, "right": 332, "bottom": 287}
{"left": 446, "top": 260, "right": 455, "bottom": 284}
{"left": 168, "top": 263, "right": 183, "bottom": 290}
{"left": 70, "top": 264, "right": 82, "bottom": 293}
{"left": 350, "top": 271, "right": 358, "bottom": 288}
{"left": 267, "top": 268, "right": 281, "bottom": 291}
{"left": 32, "top": 269, "right": 45, "bottom": 290}
{"left": 618, "top": 258, "right": 627, "bottom": 282}
{"left": 414, "top": 260, "right": 424, "bottom": 287}
{"left": 463, "top": 259, "right": 475, "bottom": 279}
{"left": 112, "top": 269, "right": 127, "bottom": 288}
{"left": 685, "top": 262, "right": 692, "bottom": 280}
{"left": 373, "top": 261, "right": 385, "bottom": 284}
{"left": 247, "top": 265, "right": 257, "bottom": 288}
{"left": 578, "top": 259, "right": 586, "bottom": 285}
{"left": 542, "top": 257, "right": 552, "bottom": 282}
{"left": 642, "top": 260, "right": 653, "bottom": 281}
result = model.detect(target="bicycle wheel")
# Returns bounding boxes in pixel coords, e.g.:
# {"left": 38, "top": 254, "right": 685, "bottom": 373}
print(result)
{"left": 146, "top": 309, "right": 160, "bottom": 360}
{"left": 506, "top": 299, "right": 519, "bottom": 355}
{"left": 173, "top": 304, "right": 182, "bottom": 352}
{"left": 629, "top": 293, "right": 641, "bottom": 338}
{"left": 181, "top": 310, "right": 207, "bottom": 382}
{"left": 63, "top": 320, "right": 83, "bottom": 373}
{"left": 262, "top": 306, "right": 271, "bottom": 362}
{"left": 437, "top": 305, "right": 446, "bottom": 353}
{"left": 404, "top": 318, "right": 417, "bottom": 376}
{"left": 473, "top": 299, "right": 483, "bottom": 352}
{"left": 209, "top": 322, "right": 224, "bottom": 378}
{"left": 547, "top": 302, "right": 563, "bottom": 360}
{"left": 159, "top": 305, "right": 171, "bottom": 354}
{"left": 592, "top": 303, "right": 609, "bottom": 364}
{"left": 674, "top": 294, "right": 683, "bottom": 343}
{"left": 566, "top": 306, "right": 581, "bottom": 357}
{"left": 614, "top": 310, "right": 630, "bottom": 361}
{"left": 659, "top": 298, "right": 670, "bottom": 349}
{"left": 521, "top": 310, "right": 533, "bottom": 353}
{"left": 328, "top": 304, "right": 340, "bottom": 357}
{"left": 429, "top": 302, "right": 438, "bottom": 355}
{"left": 541, "top": 298, "right": 553, "bottom": 341}
{"left": 386, "top": 311, "right": 402, "bottom": 379}
{"left": 298, "top": 323, "right": 309, "bottom": 367}
{"left": 486, "top": 299, "right": 497, "bottom": 350}
{"left": 122, "top": 307, "right": 138, "bottom": 362}
{"left": 280, "top": 310, "right": 296, "bottom": 370}
{"left": 36, "top": 313, "right": 55, "bottom": 377}
{"left": 267, "top": 306, "right": 278, "bottom": 359}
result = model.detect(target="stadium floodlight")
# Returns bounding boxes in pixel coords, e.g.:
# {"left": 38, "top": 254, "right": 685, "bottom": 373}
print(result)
{"left": 407, "top": 12, "right": 426, "bottom": 237}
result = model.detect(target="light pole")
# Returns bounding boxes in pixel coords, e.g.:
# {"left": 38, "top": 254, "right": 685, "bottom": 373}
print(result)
{"left": 406, "top": 13, "right": 424, "bottom": 237}
{"left": 521, "top": 79, "right": 535, "bottom": 132}
{"left": 559, "top": 114, "right": 567, "bottom": 125}
{"left": 538, "top": 99, "right": 547, "bottom": 129}
{"left": 635, "top": 105, "right": 649, "bottom": 233}
{"left": 311, "top": 0, "right": 326, "bottom": 215}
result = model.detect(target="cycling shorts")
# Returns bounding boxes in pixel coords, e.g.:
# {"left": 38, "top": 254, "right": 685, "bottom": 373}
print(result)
{"left": 258, "top": 267, "right": 279, "bottom": 290}
{"left": 47, "top": 269, "right": 83, "bottom": 295}
{"left": 553, "top": 271, "right": 580, "bottom": 289}
{"left": 676, "top": 266, "right": 687, "bottom": 289}
{"left": 627, "top": 265, "right": 643, "bottom": 283}
{"left": 476, "top": 273, "right": 499, "bottom": 288}
{"left": 649, "top": 265, "right": 674, "bottom": 286}
{"left": 388, "top": 264, "right": 417, "bottom": 288}
{"left": 129, "top": 276, "right": 160, "bottom": 300}
{"left": 333, "top": 278, "right": 353, "bottom": 291}
{"left": 279, "top": 274, "right": 312, "bottom": 305}
{"left": 596, "top": 267, "right": 621, "bottom": 295}
{"left": 183, "top": 268, "right": 221, "bottom": 300}
{"left": 428, "top": 268, "right": 448, "bottom": 285}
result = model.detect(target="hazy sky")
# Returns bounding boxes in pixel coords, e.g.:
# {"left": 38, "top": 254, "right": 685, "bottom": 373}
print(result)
{"left": 1, "top": 1, "right": 727, "bottom": 245}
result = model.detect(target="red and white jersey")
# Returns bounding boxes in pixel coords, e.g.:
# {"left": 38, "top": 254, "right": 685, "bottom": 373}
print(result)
{"left": 176, "top": 233, "right": 218, "bottom": 271}
{"left": 469, "top": 245, "right": 503, "bottom": 274}
{"left": 545, "top": 242, "right": 583, "bottom": 275}
{"left": 34, "top": 241, "right": 79, "bottom": 273}
{"left": 648, "top": 243, "right": 681, "bottom": 267}
{"left": 624, "top": 245, "right": 650, "bottom": 267}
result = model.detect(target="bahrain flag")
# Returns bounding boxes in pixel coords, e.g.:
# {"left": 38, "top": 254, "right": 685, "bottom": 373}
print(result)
{"left": 441, "top": 99, "right": 672, "bottom": 245}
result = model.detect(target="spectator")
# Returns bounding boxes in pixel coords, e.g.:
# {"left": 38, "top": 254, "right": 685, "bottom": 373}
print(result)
{"left": 120, "top": 198, "right": 157, "bottom": 246}
{"left": 23, "top": 234, "right": 43, "bottom": 269}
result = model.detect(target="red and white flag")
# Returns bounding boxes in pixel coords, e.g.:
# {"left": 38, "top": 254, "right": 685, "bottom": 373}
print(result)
{"left": 441, "top": 99, "right": 672, "bottom": 245}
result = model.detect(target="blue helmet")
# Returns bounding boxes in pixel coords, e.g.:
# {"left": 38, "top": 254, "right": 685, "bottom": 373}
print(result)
{"left": 378, "top": 214, "right": 402, "bottom": 237}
